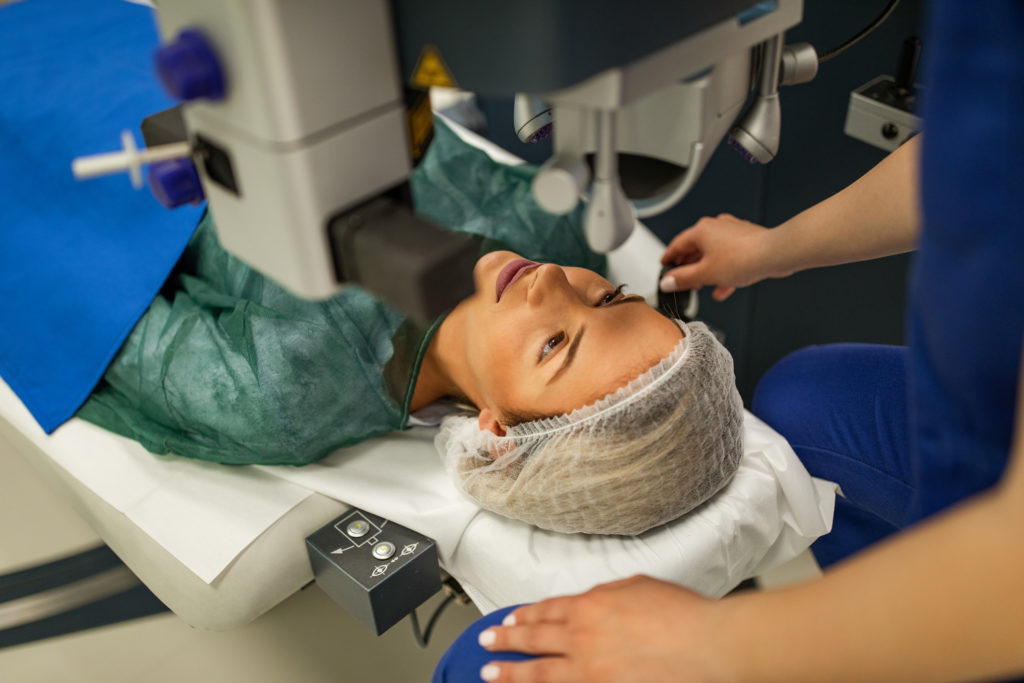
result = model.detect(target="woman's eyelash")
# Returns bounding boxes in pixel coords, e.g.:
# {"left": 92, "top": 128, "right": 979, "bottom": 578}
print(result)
{"left": 540, "top": 331, "right": 566, "bottom": 361}
{"left": 598, "top": 284, "right": 627, "bottom": 306}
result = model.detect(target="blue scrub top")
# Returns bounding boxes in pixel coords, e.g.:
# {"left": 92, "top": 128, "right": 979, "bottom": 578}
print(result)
{"left": 909, "top": 1, "right": 1024, "bottom": 520}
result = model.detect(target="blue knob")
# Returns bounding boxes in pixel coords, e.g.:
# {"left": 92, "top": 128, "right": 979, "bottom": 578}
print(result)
{"left": 155, "top": 29, "right": 225, "bottom": 102}
{"left": 148, "top": 158, "right": 205, "bottom": 208}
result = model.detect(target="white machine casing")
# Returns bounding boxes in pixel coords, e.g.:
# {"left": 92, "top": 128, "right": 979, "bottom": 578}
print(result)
{"left": 844, "top": 74, "right": 923, "bottom": 152}
{"left": 153, "top": 0, "right": 411, "bottom": 300}
{"left": 153, "top": 0, "right": 804, "bottom": 297}
{"left": 531, "top": 0, "right": 801, "bottom": 230}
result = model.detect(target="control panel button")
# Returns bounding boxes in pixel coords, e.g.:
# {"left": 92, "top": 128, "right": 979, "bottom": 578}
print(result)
{"left": 347, "top": 520, "right": 369, "bottom": 538}
{"left": 372, "top": 542, "right": 396, "bottom": 560}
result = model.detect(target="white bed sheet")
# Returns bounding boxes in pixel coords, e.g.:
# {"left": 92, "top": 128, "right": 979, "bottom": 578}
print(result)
{"left": 0, "top": 379, "right": 313, "bottom": 584}
{"left": 259, "top": 412, "right": 835, "bottom": 611}
{"left": 2, "top": 371, "right": 834, "bottom": 612}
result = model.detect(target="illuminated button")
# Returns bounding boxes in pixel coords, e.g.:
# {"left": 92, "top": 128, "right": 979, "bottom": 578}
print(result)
{"left": 346, "top": 520, "right": 369, "bottom": 538}
{"left": 372, "top": 542, "right": 396, "bottom": 560}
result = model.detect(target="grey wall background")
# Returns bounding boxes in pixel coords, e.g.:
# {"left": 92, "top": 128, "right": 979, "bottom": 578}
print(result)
{"left": 475, "top": 0, "right": 927, "bottom": 405}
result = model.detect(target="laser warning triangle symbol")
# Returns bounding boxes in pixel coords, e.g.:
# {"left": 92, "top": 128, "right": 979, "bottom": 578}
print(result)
{"left": 410, "top": 45, "right": 457, "bottom": 89}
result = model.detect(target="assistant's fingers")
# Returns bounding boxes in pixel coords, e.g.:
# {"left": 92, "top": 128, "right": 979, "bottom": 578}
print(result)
{"left": 712, "top": 285, "right": 736, "bottom": 301}
{"left": 660, "top": 263, "right": 705, "bottom": 293}
{"left": 479, "top": 623, "right": 573, "bottom": 656}
{"left": 481, "top": 657, "right": 573, "bottom": 683}
{"left": 503, "top": 595, "right": 577, "bottom": 627}
{"left": 586, "top": 574, "right": 650, "bottom": 592}
{"left": 660, "top": 227, "right": 702, "bottom": 265}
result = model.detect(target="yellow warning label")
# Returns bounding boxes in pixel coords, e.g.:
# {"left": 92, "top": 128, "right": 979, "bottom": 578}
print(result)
{"left": 410, "top": 44, "right": 458, "bottom": 89}
{"left": 405, "top": 89, "right": 434, "bottom": 163}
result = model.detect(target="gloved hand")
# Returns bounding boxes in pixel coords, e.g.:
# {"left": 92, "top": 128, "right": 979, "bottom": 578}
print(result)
{"left": 659, "top": 213, "right": 785, "bottom": 302}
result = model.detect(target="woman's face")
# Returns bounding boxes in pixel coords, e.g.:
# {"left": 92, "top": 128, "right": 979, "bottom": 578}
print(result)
{"left": 450, "top": 250, "right": 684, "bottom": 433}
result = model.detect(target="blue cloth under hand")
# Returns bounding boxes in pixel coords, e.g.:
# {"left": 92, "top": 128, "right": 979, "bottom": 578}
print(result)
{"left": 433, "top": 606, "right": 532, "bottom": 683}
{"left": 0, "top": 0, "right": 203, "bottom": 432}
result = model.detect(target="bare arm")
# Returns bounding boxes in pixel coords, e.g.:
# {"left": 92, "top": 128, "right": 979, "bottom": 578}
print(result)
{"left": 766, "top": 133, "right": 920, "bottom": 274}
{"left": 660, "top": 136, "right": 921, "bottom": 300}
{"left": 479, "top": 350, "right": 1024, "bottom": 683}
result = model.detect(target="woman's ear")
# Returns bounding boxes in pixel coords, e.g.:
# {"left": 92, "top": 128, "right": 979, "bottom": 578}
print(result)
{"left": 477, "top": 408, "right": 507, "bottom": 437}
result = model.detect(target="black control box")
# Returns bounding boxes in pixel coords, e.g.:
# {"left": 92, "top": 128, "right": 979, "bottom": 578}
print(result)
{"left": 306, "top": 507, "right": 440, "bottom": 635}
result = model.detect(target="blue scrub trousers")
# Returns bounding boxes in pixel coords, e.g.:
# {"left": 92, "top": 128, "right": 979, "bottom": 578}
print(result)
{"left": 435, "top": 2, "right": 1024, "bottom": 679}
{"left": 432, "top": 606, "right": 524, "bottom": 683}
{"left": 753, "top": 344, "right": 911, "bottom": 567}
{"left": 752, "top": 0, "right": 1024, "bottom": 567}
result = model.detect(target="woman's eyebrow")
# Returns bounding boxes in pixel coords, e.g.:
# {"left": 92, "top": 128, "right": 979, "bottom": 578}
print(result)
{"left": 544, "top": 296, "right": 645, "bottom": 385}
{"left": 546, "top": 325, "right": 586, "bottom": 385}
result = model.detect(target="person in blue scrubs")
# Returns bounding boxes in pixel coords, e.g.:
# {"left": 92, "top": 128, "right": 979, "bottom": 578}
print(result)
{"left": 436, "top": 2, "right": 1024, "bottom": 680}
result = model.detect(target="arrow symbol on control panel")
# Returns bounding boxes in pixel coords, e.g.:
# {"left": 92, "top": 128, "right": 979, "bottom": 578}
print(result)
{"left": 331, "top": 548, "right": 347, "bottom": 555}
{"left": 371, "top": 564, "right": 389, "bottom": 577}
{"left": 401, "top": 543, "right": 418, "bottom": 556}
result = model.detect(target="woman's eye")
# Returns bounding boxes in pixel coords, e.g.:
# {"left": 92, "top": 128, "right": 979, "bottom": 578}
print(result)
{"left": 598, "top": 284, "right": 627, "bottom": 306}
{"left": 540, "top": 331, "right": 566, "bottom": 360}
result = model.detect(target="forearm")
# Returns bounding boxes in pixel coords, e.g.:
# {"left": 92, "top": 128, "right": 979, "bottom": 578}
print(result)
{"left": 719, "top": 484, "right": 1024, "bottom": 682}
{"left": 762, "top": 136, "right": 921, "bottom": 278}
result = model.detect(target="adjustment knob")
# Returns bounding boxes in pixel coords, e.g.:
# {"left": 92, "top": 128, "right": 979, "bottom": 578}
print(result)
{"left": 148, "top": 158, "right": 204, "bottom": 208}
{"left": 155, "top": 29, "right": 225, "bottom": 102}
{"left": 532, "top": 154, "right": 590, "bottom": 215}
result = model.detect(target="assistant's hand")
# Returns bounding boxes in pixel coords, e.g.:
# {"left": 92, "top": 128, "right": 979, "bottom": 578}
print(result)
{"left": 660, "top": 213, "right": 779, "bottom": 302}
{"left": 476, "top": 575, "right": 732, "bottom": 683}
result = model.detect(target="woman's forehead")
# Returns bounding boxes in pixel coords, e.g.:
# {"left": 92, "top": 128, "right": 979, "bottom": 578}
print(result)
{"left": 563, "top": 265, "right": 611, "bottom": 286}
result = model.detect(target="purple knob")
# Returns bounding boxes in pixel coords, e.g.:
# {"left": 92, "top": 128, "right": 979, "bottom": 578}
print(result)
{"left": 148, "top": 158, "right": 205, "bottom": 209}
{"left": 155, "top": 29, "right": 225, "bottom": 101}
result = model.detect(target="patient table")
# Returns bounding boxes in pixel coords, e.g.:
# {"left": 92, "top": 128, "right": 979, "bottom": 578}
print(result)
{"left": 0, "top": 121, "right": 835, "bottom": 632}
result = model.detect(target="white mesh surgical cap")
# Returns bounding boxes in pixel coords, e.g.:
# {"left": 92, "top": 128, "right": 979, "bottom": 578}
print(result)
{"left": 435, "top": 320, "right": 744, "bottom": 535}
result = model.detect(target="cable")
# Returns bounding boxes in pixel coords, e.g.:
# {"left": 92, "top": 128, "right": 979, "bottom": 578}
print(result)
{"left": 410, "top": 593, "right": 457, "bottom": 648}
{"left": 817, "top": 0, "right": 901, "bottom": 64}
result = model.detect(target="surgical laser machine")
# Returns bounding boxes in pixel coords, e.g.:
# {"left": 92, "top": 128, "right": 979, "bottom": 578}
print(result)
{"left": 76, "top": 0, "right": 818, "bottom": 324}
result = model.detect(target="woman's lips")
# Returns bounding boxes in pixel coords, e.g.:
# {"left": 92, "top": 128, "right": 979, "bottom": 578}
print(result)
{"left": 495, "top": 259, "right": 539, "bottom": 302}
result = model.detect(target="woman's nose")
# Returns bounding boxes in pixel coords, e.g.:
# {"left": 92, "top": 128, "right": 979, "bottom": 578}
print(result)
{"left": 527, "top": 264, "right": 573, "bottom": 306}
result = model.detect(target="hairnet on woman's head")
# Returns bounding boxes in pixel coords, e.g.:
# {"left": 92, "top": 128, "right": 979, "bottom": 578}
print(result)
{"left": 435, "top": 320, "right": 744, "bottom": 535}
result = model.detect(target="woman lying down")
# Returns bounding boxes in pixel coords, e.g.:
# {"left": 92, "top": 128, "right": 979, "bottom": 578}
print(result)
{"left": 78, "top": 120, "right": 743, "bottom": 536}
